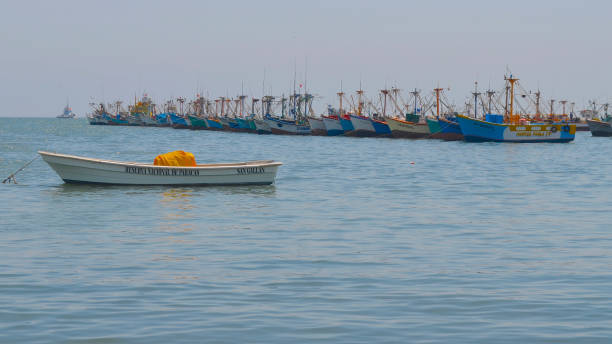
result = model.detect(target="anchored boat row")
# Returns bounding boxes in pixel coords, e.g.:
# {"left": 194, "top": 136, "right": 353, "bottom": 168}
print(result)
{"left": 87, "top": 76, "right": 602, "bottom": 143}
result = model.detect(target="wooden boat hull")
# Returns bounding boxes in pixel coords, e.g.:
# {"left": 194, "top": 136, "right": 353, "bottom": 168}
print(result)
{"left": 457, "top": 115, "right": 575, "bottom": 142}
{"left": 39, "top": 151, "right": 282, "bottom": 186}
{"left": 586, "top": 119, "right": 612, "bottom": 136}
{"left": 386, "top": 117, "right": 430, "bottom": 138}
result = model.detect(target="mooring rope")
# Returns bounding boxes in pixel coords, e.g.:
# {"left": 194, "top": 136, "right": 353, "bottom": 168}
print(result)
{"left": 2, "top": 156, "right": 39, "bottom": 184}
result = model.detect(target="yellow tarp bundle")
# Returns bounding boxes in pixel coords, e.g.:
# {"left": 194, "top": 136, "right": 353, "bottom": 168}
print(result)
{"left": 153, "top": 150, "right": 197, "bottom": 166}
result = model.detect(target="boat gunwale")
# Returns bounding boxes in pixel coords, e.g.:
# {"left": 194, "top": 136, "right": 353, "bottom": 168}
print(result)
{"left": 456, "top": 114, "right": 577, "bottom": 128}
{"left": 387, "top": 117, "right": 426, "bottom": 125}
{"left": 38, "top": 151, "right": 282, "bottom": 169}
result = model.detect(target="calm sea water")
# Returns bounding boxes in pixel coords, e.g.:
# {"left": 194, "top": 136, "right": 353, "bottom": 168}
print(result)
{"left": 1, "top": 118, "right": 611, "bottom": 343}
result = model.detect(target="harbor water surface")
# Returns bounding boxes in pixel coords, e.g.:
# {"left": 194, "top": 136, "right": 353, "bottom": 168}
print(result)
{"left": 1, "top": 118, "right": 611, "bottom": 343}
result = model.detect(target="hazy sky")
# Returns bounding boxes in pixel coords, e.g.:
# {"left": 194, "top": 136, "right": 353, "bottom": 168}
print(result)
{"left": 1, "top": 0, "right": 610, "bottom": 116}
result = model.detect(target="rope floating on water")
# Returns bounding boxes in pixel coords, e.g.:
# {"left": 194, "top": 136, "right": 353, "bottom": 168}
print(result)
{"left": 2, "top": 156, "right": 39, "bottom": 184}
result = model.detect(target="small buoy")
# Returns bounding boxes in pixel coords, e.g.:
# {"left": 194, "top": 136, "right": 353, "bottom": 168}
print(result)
{"left": 410, "top": 161, "right": 415, "bottom": 164}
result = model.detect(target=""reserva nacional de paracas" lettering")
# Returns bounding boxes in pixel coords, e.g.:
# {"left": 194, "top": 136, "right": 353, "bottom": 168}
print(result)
{"left": 125, "top": 167, "right": 200, "bottom": 176}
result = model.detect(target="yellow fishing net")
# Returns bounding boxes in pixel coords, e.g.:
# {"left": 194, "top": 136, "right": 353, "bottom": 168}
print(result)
{"left": 153, "top": 151, "right": 197, "bottom": 166}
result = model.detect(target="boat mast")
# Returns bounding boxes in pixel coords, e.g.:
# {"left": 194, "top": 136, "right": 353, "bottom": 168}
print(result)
{"left": 534, "top": 91, "right": 541, "bottom": 118}
{"left": 486, "top": 90, "right": 495, "bottom": 116}
{"left": 381, "top": 89, "right": 389, "bottom": 118}
{"left": 472, "top": 82, "right": 481, "bottom": 118}
{"left": 356, "top": 89, "right": 364, "bottom": 116}
{"left": 505, "top": 75, "right": 518, "bottom": 124}
{"left": 560, "top": 100, "right": 567, "bottom": 116}
{"left": 410, "top": 88, "right": 419, "bottom": 116}
{"left": 550, "top": 99, "right": 555, "bottom": 120}
{"left": 434, "top": 87, "right": 443, "bottom": 118}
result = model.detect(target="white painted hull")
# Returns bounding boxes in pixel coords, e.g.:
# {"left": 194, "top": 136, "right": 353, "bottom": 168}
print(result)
{"left": 349, "top": 115, "right": 375, "bottom": 132}
{"left": 39, "top": 151, "right": 282, "bottom": 186}
{"left": 141, "top": 115, "right": 157, "bottom": 126}
{"left": 254, "top": 119, "right": 271, "bottom": 133}
{"left": 307, "top": 117, "right": 326, "bottom": 135}
{"left": 322, "top": 116, "right": 343, "bottom": 135}
{"left": 264, "top": 118, "right": 311, "bottom": 135}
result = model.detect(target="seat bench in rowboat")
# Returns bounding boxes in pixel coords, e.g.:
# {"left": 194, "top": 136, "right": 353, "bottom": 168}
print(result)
{"left": 39, "top": 151, "right": 282, "bottom": 186}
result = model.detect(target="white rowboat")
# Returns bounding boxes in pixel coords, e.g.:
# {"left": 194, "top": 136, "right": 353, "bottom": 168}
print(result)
{"left": 39, "top": 151, "right": 282, "bottom": 186}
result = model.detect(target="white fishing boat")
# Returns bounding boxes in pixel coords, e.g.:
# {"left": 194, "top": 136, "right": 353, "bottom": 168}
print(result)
{"left": 322, "top": 115, "right": 344, "bottom": 136}
{"left": 39, "top": 151, "right": 282, "bottom": 186}
{"left": 307, "top": 116, "right": 327, "bottom": 136}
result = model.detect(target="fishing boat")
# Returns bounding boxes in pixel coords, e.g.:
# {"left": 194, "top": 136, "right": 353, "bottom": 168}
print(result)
{"left": 338, "top": 114, "right": 354, "bottom": 133}
{"left": 155, "top": 113, "right": 171, "bottom": 127}
{"left": 169, "top": 113, "right": 190, "bottom": 129}
{"left": 205, "top": 117, "right": 224, "bottom": 130}
{"left": 458, "top": 115, "right": 576, "bottom": 142}
{"left": 426, "top": 118, "right": 445, "bottom": 139}
{"left": 307, "top": 116, "right": 327, "bottom": 136}
{"left": 386, "top": 117, "right": 430, "bottom": 138}
{"left": 188, "top": 115, "right": 208, "bottom": 129}
{"left": 386, "top": 88, "right": 431, "bottom": 139}
{"left": 87, "top": 103, "right": 110, "bottom": 125}
{"left": 57, "top": 103, "right": 76, "bottom": 118}
{"left": 436, "top": 117, "right": 463, "bottom": 140}
{"left": 39, "top": 151, "right": 282, "bottom": 186}
{"left": 371, "top": 116, "right": 391, "bottom": 137}
{"left": 264, "top": 115, "right": 311, "bottom": 135}
{"left": 321, "top": 114, "right": 343, "bottom": 136}
{"left": 254, "top": 119, "right": 272, "bottom": 134}
{"left": 586, "top": 118, "right": 612, "bottom": 137}
{"left": 456, "top": 76, "right": 576, "bottom": 143}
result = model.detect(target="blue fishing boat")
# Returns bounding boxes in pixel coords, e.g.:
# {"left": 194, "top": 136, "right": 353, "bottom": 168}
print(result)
{"left": 155, "top": 113, "right": 171, "bottom": 127}
{"left": 322, "top": 115, "right": 344, "bottom": 136}
{"left": 436, "top": 117, "right": 463, "bottom": 140}
{"left": 169, "top": 113, "right": 190, "bottom": 129}
{"left": 236, "top": 117, "right": 254, "bottom": 131}
{"left": 457, "top": 76, "right": 575, "bottom": 143}
{"left": 457, "top": 115, "right": 575, "bottom": 142}
{"left": 371, "top": 118, "right": 391, "bottom": 136}
{"left": 205, "top": 118, "right": 224, "bottom": 130}
{"left": 338, "top": 114, "right": 354, "bottom": 133}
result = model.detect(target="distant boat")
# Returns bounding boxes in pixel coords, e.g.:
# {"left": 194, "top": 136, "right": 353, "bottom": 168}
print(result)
{"left": 205, "top": 117, "right": 224, "bottom": 130}
{"left": 586, "top": 118, "right": 612, "bottom": 137}
{"left": 264, "top": 115, "right": 311, "bottom": 135}
{"left": 347, "top": 114, "right": 377, "bottom": 137}
{"left": 307, "top": 116, "right": 327, "bottom": 136}
{"left": 57, "top": 104, "right": 76, "bottom": 118}
{"left": 322, "top": 115, "right": 344, "bottom": 136}
{"left": 188, "top": 115, "right": 208, "bottom": 129}
{"left": 457, "top": 114, "right": 576, "bottom": 142}
{"left": 436, "top": 117, "right": 463, "bottom": 141}
{"left": 386, "top": 117, "right": 430, "bottom": 138}
{"left": 253, "top": 118, "right": 272, "bottom": 134}
{"left": 456, "top": 76, "right": 575, "bottom": 143}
